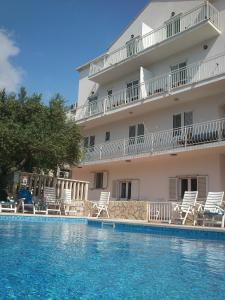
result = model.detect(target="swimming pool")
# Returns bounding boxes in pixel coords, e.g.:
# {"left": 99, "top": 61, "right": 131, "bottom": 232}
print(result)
{"left": 0, "top": 216, "right": 225, "bottom": 299}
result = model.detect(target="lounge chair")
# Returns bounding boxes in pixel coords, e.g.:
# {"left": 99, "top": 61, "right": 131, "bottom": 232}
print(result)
{"left": 17, "top": 198, "right": 34, "bottom": 214}
{"left": 173, "top": 191, "right": 198, "bottom": 225}
{"left": 62, "top": 189, "right": 84, "bottom": 216}
{"left": 92, "top": 192, "right": 110, "bottom": 218}
{"left": 17, "top": 188, "right": 34, "bottom": 214}
{"left": 195, "top": 192, "right": 225, "bottom": 228}
{"left": 0, "top": 199, "right": 17, "bottom": 213}
{"left": 44, "top": 187, "right": 61, "bottom": 215}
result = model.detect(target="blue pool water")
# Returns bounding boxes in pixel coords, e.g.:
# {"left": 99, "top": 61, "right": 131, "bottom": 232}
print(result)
{"left": 1, "top": 219, "right": 225, "bottom": 299}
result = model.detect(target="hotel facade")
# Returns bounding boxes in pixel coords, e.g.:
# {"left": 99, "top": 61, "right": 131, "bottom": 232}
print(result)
{"left": 72, "top": 0, "right": 225, "bottom": 204}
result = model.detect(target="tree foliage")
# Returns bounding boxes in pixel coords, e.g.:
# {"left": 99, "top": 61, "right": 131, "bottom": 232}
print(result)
{"left": 0, "top": 87, "right": 82, "bottom": 185}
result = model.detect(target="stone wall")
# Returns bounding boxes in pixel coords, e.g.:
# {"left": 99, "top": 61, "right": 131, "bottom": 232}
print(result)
{"left": 84, "top": 200, "right": 148, "bottom": 220}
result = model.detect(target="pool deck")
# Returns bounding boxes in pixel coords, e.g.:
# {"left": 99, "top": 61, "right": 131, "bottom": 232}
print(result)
{"left": 0, "top": 212, "right": 225, "bottom": 234}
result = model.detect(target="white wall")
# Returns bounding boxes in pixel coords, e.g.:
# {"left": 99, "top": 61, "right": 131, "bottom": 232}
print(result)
{"left": 83, "top": 92, "right": 225, "bottom": 144}
{"left": 108, "top": 0, "right": 204, "bottom": 52}
{"left": 77, "top": 0, "right": 225, "bottom": 107}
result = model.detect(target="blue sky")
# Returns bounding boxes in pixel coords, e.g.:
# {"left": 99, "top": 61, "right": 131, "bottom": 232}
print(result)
{"left": 0, "top": 0, "right": 149, "bottom": 106}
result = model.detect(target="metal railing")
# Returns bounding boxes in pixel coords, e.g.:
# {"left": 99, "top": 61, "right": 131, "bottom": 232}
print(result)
{"left": 83, "top": 118, "right": 225, "bottom": 163}
{"left": 147, "top": 202, "right": 175, "bottom": 223}
{"left": 89, "top": 1, "right": 220, "bottom": 76}
{"left": 75, "top": 52, "right": 225, "bottom": 121}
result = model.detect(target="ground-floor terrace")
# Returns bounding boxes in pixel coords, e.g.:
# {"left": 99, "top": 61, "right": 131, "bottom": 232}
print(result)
{"left": 73, "top": 147, "right": 225, "bottom": 205}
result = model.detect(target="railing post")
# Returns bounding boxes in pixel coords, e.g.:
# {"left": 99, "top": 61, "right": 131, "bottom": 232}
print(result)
{"left": 123, "top": 139, "right": 126, "bottom": 156}
{"left": 84, "top": 182, "right": 89, "bottom": 201}
{"left": 206, "top": 1, "right": 209, "bottom": 19}
{"left": 168, "top": 74, "right": 171, "bottom": 93}
{"left": 100, "top": 146, "right": 102, "bottom": 160}
{"left": 103, "top": 98, "right": 107, "bottom": 114}
{"left": 151, "top": 133, "right": 154, "bottom": 154}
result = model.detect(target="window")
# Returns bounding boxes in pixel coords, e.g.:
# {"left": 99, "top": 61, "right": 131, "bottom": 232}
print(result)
{"left": 87, "top": 93, "right": 98, "bottom": 116}
{"left": 59, "top": 170, "right": 70, "bottom": 179}
{"left": 112, "top": 179, "right": 139, "bottom": 200}
{"left": 166, "top": 15, "right": 181, "bottom": 38}
{"left": 126, "top": 35, "right": 139, "bottom": 57}
{"left": 173, "top": 112, "right": 193, "bottom": 136}
{"left": 120, "top": 181, "right": 132, "bottom": 200}
{"left": 180, "top": 177, "right": 197, "bottom": 199}
{"left": 84, "top": 136, "right": 95, "bottom": 150}
{"left": 126, "top": 80, "right": 139, "bottom": 102}
{"left": 89, "top": 171, "right": 108, "bottom": 189}
{"left": 129, "top": 123, "right": 145, "bottom": 145}
{"left": 96, "top": 173, "right": 103, "bottom": 189}
{"left": 169, "top": 176, "right": 208, "bottom": 201}
{"left": 107, "top": 90, "right": 112, "bottom": 98}
{"left": 84, "top": 137, "right": 89, "bottom": 149}
{"left": 171, "top": 62, "right": 187, "bottom": 88}
{"left": 105, "top": 131, "right": 110, "bottom": 142}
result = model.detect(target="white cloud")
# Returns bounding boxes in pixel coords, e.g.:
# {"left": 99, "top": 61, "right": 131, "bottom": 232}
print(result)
{"left": 0, "top": 30, "right": 23, "bottom": 92}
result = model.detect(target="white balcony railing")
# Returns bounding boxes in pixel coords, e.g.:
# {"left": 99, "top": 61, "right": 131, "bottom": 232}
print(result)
{"left": 89, "top": 1, "right": 220, "bottom": 76}
{"left": 75, "top": 52, "right": 225, "bottom": 121}
{"left": 83, "top": 118, "right": 225, "bottom": 163}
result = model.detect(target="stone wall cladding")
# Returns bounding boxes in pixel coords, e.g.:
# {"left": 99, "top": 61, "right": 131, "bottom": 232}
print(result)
{"left": 84, "top": 200, "right": 148, "bottom": 220}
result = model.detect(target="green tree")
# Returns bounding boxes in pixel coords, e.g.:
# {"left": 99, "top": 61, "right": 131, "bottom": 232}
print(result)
{"left": 0, "top": 87, "right": 82, "bottom": 191}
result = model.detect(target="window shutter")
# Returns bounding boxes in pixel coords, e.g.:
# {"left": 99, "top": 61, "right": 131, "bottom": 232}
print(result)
{"left": 102, "top": 171, "right": 108, "bottom": 189}
{"left": 184, "top": 111, "right": 193, "bottom": 126}
{"left": 112, "top": 180, "right": 118, "bottom": 199}
{"left": 137, "top": 124, "right": 144, "bottom": 136}
{"left": 131, "top": 180, "right": 140, "bottom": 200}
{"left": 89, "top": 172, "right": 96, "bottom": 189}
{"left": 197, "top": 176, "right": 208, "bottom": 200}
{"left": 169, "top": 177, "right": 178, "bottom": 201}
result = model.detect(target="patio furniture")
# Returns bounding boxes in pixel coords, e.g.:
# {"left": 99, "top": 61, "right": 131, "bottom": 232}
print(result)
{"left": 91, "top": 192, "right": 110, "bottom": 218}
{"left": 62, "top": 189, "right": 84, "bottom": 216}
{"left": 44, "top": 187, "right": 61, "bottom": 215}
{"left": 195, "top": 192, "right": 225, "bottom": 228}
{"left": 0, "top": 200, "right": 17, "bottom": 213}
{"left": 17, "top": 198, "right": 34, "bottom": 214}
{"left": 173, "top": 191, "right": 198, "bottom": 225}
{"left": 33, "top": 196, "right": 48, "bottom": 215}
{"left": 17, "top": 188, "right": 34, "bottom": 214}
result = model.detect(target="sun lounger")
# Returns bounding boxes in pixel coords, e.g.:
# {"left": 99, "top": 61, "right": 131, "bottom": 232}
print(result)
{"left": 62, "top": 189, "right": 84, "bottom": 216}
{"left": 173, "top": 191, "right": 198, "bottom": 225}
{"left": 0, "top": 200, "right": 17, "bottom": 213}
{"left": 195, "top": 192, "right": 225, "bottom": 227}
{"left": 92, "top": 192, "right": 110, "bottom": 218}
{"left": 44, "top": 187, "right": 61, "bottom": 215}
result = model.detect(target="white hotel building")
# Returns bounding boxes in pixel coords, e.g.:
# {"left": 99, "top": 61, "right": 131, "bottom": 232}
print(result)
{"left": 72, "top": 0, "right": 225, "bottom": 203}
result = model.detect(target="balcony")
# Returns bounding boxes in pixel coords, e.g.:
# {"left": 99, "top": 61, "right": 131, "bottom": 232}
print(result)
{"left": 82, "top": 118, "right": 225, "bottom": 165}
{"left": 89, "top": 2, "right": 221, "bottom": 84}
{"left": 75, "top": 52, "right": 225, "bottom": 124}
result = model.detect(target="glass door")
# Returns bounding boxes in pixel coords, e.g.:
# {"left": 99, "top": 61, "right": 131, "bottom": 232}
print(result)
{"left": 120, "top": 181, "right": 132, "bottom": 200}
{"left": 166, "top": 16, "right": 181, "bottom": 38}
{"left": 126, "top": 80, "right": 139, "bottom": 103}
{"left": 171, "top": 62, "right": 187, "bottom": 88}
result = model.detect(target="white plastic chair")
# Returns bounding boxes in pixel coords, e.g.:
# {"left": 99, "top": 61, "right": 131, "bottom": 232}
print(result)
{"left": 92, "top": 192, "right": 110, "bottom": 218}
{"left": 174, "top": 191, "right": 198, "bottom": 225}
{"left": 44, "top": 187, "right": 61, "bottom": 215}
{"left": 62, "top": 188, "right": 84, "bottom": 216}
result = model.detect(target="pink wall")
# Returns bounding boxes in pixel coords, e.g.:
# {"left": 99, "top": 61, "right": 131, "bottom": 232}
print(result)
{"left": 72, "top": 150, "right": 225, "bottom": 201}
